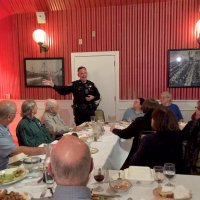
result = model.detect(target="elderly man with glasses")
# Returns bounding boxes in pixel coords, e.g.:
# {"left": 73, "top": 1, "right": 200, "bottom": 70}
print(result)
{"left": 160, "top": 91, "right": 183, "bottom": 122}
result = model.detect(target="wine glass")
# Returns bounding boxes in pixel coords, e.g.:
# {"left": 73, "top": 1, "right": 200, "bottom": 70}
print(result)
{"left": 163, "top": 163, "right": 176, "bottom": 187}
{"left": 90, "top": 116, "right": 96, "bottom": 123}
{"left": 153, "top": 166, "right": 164, "bottom": 188}
{"left": 93, "top": 167, "right": 105, "bottom": 192}
{"left": 87, "top": 133, "right": 94, "bottom": 148}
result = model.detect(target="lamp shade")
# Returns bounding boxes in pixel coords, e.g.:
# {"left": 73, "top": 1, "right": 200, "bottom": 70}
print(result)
{"left": 32, "top": 29, "right": 46, "bottom": 44}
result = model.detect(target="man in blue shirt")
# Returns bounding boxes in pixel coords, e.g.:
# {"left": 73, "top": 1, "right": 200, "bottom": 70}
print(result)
{"left": 160, "top": 91, "right": 183, "bottom": 122}
{"left": 0, "top": 100, "right": 45, "bottom": 170}
{"left": 122, "top": 98, "right": 145, "bottom": 122}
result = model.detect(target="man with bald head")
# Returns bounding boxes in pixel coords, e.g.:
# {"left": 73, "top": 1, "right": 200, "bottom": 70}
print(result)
{"left": 38, "top": 135, "right": 93, "bottom": 200}
{"left": 0, "top": 100, "right": 45, "bottom": 170}
{"left": 41, "top": 99, "right": 69, "bottom": 139}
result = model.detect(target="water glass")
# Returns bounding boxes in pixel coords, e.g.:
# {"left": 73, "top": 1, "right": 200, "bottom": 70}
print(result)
{"left": 163, "top": 163, "right": 175, "bottom": 187}
{"left": 43, "top": 170, "right": 54, "bottom": 189}
{"left": 153, "top": 166, "right": 164, "bottom": 187}
{"left": 90, "top": 116, "right": 96, "bottom": 122}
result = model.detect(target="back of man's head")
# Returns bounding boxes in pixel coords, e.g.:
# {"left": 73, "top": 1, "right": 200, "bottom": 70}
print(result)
{"left": 50, "top": 135, "right": 92, "bottom": 186}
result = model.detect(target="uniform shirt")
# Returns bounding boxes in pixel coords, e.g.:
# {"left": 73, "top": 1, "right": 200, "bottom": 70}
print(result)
{"left": 41, "top": 112, "right": 69, "bottom": 138}
{"left": 53, "top": 80, "right": 100, "bottom": 106}
{"left": 168, "top": 103, "right": 183, "bottom": 121}
{"left": 16, "top": 116, "right": 53, "bottom": 147}
{"left": 35, "top": 185, "right": 91, "bottom": 200}
{"left": 122, "top": 108, "right": 144, "bottom": 122}
{"left": 0, "top": 124, "right": 16, "bottom": 170}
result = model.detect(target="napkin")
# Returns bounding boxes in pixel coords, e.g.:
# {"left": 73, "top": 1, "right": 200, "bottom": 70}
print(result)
{"left": 173, "top": 185, "right": 191, "bottom": 199}
{"left": 124, "top": 166, "right": 153, "bottom": 181}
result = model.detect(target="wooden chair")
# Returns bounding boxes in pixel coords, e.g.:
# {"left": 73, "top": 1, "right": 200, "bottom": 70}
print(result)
{"left": 95, "top": 109, "right": 105, "bottom": 122}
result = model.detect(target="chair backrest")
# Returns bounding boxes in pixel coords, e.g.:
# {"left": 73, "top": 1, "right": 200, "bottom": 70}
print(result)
{"left": 95, "top": 109, "right": 105, "bottom": 122}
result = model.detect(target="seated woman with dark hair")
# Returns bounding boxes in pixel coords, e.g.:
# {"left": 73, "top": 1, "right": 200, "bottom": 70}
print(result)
{"left": 122, "top": 97, "right": 145, "bottom": 122}
{"left": 16, "top": 99, "right": 53, "bottom": 147}
{"left": 110, "top": 99, "right": 159, "bottom": 169}
{"left": 130, "top": 106, "right": 183, "bottom": 173}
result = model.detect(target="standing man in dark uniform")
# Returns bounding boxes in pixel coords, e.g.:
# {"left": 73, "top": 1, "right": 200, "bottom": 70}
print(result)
{"left": 43, "top": 66, "right": 100, "bottom": 125}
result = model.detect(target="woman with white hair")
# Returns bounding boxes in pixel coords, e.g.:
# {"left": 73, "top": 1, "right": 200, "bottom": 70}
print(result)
{"left": 160, "top": 91, "right": 183, "bottom": 122}
{"left": 16, "top": 99, "right": 53, "bottom": 147}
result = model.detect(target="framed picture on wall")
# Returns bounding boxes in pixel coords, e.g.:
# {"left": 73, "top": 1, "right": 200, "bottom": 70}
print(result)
{"left": 168, "top": 49, "right": 200, "bottom": 87}
{"left": 24, "top": 57, "right": 64, "bottom": 87}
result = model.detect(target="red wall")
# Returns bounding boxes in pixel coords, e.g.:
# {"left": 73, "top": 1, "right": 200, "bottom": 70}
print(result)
{"left": 1, "top": 0, "right": 200, "bottom": 100}
{"left": 0, "top": 16, "right": 20, "bottom": 99}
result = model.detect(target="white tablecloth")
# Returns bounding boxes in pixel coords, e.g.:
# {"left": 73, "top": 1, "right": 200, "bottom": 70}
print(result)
{"left": 64, "top": 124, "right": 132, "bottom": 170}
{"left": 2, "top": 170, "right": 200, "bottom": 199}
{"left": 88, "top": 170, "right": 200, "bottom": 200}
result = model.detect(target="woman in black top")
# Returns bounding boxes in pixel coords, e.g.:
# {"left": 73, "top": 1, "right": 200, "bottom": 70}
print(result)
{"left": 130, "top": 106, "right": 183, "bottom": 173}
{"left": 111, "top": 99, "right": 159, "bottom": 169}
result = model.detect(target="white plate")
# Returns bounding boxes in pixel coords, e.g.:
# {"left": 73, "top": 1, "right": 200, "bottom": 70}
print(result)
{"left": 0, "top": 167, "right": 28, "bottom": 185}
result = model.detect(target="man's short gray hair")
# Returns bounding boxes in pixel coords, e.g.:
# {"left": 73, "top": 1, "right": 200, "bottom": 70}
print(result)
{"left": 0, "top": 100, "right": 16, "bottom": 119}
{"left": 51, "top": 144, "right": 91, "bottom": 185}
{"left": 21, "top": 99, "right": 36, "bottom": 117}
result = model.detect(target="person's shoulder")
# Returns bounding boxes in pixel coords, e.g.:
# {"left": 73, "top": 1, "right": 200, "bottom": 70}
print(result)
{"left": 86, "top": 80, "right": 95, "bottom": 85}
{"left": 170, "top": 103, "right": 179, "bottom": 108}
{"left": 125, "top": 107, "right": 133, "bottom": 112}
{"left": 73, "top": 80, "right": 80, "bottom": 84}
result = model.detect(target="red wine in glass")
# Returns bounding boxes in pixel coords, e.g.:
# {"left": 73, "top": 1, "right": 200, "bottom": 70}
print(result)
{"left": 93, "top": 167, "right": 105, "bottom": 192}
{"left": 94, "top": 174, "right": 104, "bottom": 182}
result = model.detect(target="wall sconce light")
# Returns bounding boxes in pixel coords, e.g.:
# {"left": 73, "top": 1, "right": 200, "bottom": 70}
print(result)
{"left": 32, "top": 29, "right": 49, "bottom": 52}
{"left": 196, "top": 20, "right": 200, "bottom": 45}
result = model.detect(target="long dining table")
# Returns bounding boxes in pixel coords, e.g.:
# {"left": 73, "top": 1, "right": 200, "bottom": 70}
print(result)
{"left": 1, "top": 169, "right": 200, "bottom": 199}
{"left": 2, "top": 122, "right": 200, "bottom": 199}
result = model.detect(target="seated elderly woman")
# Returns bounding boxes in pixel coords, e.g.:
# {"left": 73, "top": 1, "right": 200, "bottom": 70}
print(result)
{"left": 16, "top": 99, "right": 53, "bottom": 147}
{"left": 41, "top": 99, "right": 69, "bottom": 139}
{"left": 130, "top": 106, "right": 183, "bottom": 173}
